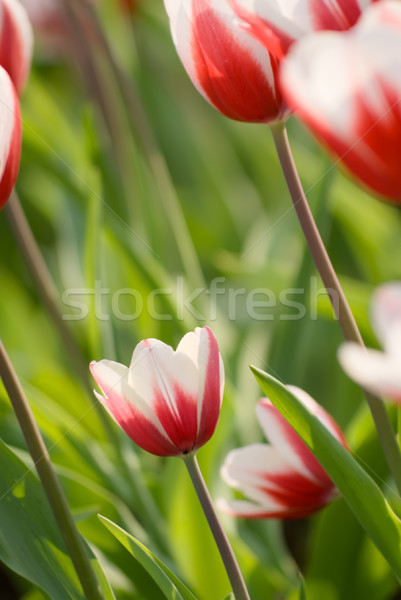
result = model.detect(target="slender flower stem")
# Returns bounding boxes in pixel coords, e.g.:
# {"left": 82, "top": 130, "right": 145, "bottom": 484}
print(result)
{"left": 270, "top": 121, "right": 401, "bottom": 495}
{"left": 183, "top": 454, "right": 250, "bottom": 600}
{"left": 0, "top": 340, "right": 104, "bottom": 600}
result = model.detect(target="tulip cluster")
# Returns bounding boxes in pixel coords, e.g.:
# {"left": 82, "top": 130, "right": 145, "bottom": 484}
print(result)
{"left": 164, "top": 0, "right": 401, "bottom": 203}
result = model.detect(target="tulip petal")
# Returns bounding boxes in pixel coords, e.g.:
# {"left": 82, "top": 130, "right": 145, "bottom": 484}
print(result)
{"left": 0, "top": 0, "right": 33, "bottom": 93}
{"left": 255, "top": 396, "right": 331, "bottom": 484}
{"left": 371, "top": 282, "right": 401, "bottom": 355}
{"left": 0, "top": 66, "right": 21, "bottom": 209}
{"left": 90, "top": 360, "right": 180, "bottom": 456}
{"left": 281, "top": 12, "right": 401, "bottom": 202}
{"left": 128, "top": 339, "right": 200, "bottom": 453}
{"left": 177, "top": 327, "right": 224, "bottom": 448}
{"left": 167, "top": 0, "right": 285, "bottom": 122}
{"left": 221, "top": 444, "right": 332, "bottom": 512}
{"left": 217, "top": 496, "right": 329, "bottom": 519}
{"left": 338, "top": 343, "right": 401, "bottom": 402}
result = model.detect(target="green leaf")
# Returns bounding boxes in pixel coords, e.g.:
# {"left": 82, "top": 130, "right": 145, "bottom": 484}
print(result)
{"left": 0, "top": 440, "right": 85, "bottom": 599}
{"left": 98, "top": 514, "right": 199, "bottom": 600}
{"left": 251, "top": 366, "right": 401, "bottom": 581}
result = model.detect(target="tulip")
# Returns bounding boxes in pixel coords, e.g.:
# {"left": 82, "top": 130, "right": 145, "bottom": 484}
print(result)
{"left": 0, "top": 66, "right": 21, "bottom": 209}
{"left": 280, "top": 1, "right": 401, "bottom": 202}
{"left": 163, "top": 0, "right": 287, "bottom": 123}
{"left": 90, "top": 327, "right": 224, "bottom": 457}
{"left": 0, "top": 0, "right": 33, "bottom": 93}
{"left": 339, "top": 282, "right": 401, "bottom": 402}
{"left": 219, "top": 387, "right": 347, "bottom": 519}
{"left": 229, "top": 0, "right": 377, "bottom": 59}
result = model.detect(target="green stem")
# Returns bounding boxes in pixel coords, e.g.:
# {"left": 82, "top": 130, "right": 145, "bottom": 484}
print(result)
{"left": 270, "top": 122, "right": 401, "bottom": 495}
{"left": 183, "top": 454, "right": 250, "bottom": 600}
{"left": 0, "top": 340, "right": 104, "bottom": 600}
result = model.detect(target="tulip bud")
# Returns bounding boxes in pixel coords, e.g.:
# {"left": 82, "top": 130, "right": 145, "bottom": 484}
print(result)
{"left": 0, "top": 0, "right": 33, "bottom": 93}
{"left": 90, "top": 327, "right": 225, "bottom": 457}
{"left": 0, "top": 66, "right": 21, "bottom": 209}
{"left": 164, "top": 0, "right": 287, "bottom": 123}
{"left": 219, "top": 387, "right": 347, "bottom": 519}
{"left": 281, "top": 1, "right": 401, "bottom": 203}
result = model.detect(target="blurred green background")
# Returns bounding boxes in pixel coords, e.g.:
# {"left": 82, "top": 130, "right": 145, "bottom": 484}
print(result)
{"left": 1, "top": 0, "right": 401, "bottom": 598}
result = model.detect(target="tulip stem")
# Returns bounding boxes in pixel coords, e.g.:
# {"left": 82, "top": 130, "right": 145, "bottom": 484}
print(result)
{"left": 270, "top": 121, "right": 401, "bottom": 496}
{"left": 0, "top": 339, "right": 104, "bottom": 600}
{"left": 183, "top": 454, "right": 250, "bottom": 600}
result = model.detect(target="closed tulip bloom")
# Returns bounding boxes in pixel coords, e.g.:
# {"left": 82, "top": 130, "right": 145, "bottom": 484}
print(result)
{"left": 0, "top": 66, "right": 21, "bottom": 209}
{"left": 164, "top": 0, "right": 287, "bottom": 123}
{"left": 230, "top": 0, "right": 377, "bottom": 59}
{"left": 219, "top": 387, "right": 347, "bottom": 519}
{"left": 281, "top": 1, "right": 401, "bottom": 202}
{"left": 0, "top": 0, "right": 33, "bottom": 93}
{"left": 339, "top": 282, "right": 401, "bottom": 402}
{"left": 90, "top": 327, "right": 224, "bottom": 457}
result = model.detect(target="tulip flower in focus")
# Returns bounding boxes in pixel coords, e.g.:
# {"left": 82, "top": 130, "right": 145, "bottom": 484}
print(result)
{"left": 0, "top": 66, "right": 21, "bottom": 209}
{"left": 0, "top": 0, "right": 33, "bottom": 93}
{"left": 163, "top": 0, "right": 287, "bottom": 123}
{"left": 230, "top": 0, "right": 377, "bottom": 59}
{"left": 339, "top": 282, "right": 401, "bottom": 402}
{"left": 219, "top": 387, "right": 347, "bottom": 519}
{"left": 281, "top": 1, "right": 401, "bottom": 203}
{"left": 90, "top": 327, "right": 224, "bottom": 457}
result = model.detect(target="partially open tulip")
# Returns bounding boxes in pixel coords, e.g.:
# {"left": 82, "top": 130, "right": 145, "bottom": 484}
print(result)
{"left": 338, "top": 282, "right": 401, "bottom": 402}
{"left": 219, "top": 387, "right": 347, "bottom": 519}
{"left": 90, "top": 327, "right": 224, "bottom": 457}
{"left": 230, "top": 0, "right": 377, "bottom": 59}
{"left": 0, "top": 66, "right": 21, "bottom": 208}
{"left": 0, "top": 0, "right": 33, "bottom": 93}
{"left": 163, "top": 0, "right": 287, "bottom": 123}
{"left": 281, "top": 1, "right": 401, "bottom": 202}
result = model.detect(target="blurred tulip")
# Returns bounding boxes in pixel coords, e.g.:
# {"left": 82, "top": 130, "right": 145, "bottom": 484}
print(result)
{"left": 339, "top": 282, "right": 401, "bottom": 402}
{"left": 0, "top": 66, "right": 21, "bottom": 209}
{"left": 281, "top": 1, "right": 401, "bottom": 202}
{"left": 230, "top": 0, "right": 378, "bottom": 59}
{"left": 0, "top": 0, "right": 33, "bottom": 93}
{"left": 90, "top": 327, "right": 224, "bottom": 457}
{"left": 219, "top": 387, "right": 346, "bottom": 519}
{"left": 163, "top": 0, "right": 287, "bottom": 123}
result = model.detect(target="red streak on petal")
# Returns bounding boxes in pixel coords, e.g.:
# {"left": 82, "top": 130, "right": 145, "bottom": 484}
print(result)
{"left": 309, "top": 0, "right": 361, "bottom": 31}
{"left": 152, "top": 384, "right": 198, "bottom": 454}
{"left": 191, "top": 0, "right": 283, "bottom": 122}
{"left": 229, "top": 0, "right": 294, "bottom": 59}
{"left": 196, "top": 327, "right": 222, "bottom": 449}
{"left": 0, "top": 86, "right": 21, "bottom": 209}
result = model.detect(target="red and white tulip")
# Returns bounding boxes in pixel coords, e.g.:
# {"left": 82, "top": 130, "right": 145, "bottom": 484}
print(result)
{"left": 163, "top": 0, "right": 287, "bottom": 123}
{"left": 0, "top": 0, "right": 33, "bottom": 93}
{"left": 339, "top": 282, "right": 401, "bottom": 403}
{"left": 230, "top": 0, "right": 378, "bottom": 59}
{"left": 90, "top": 327, "right": 224, "bottom": 457}
{"left": 0, "top": 66, "right": 21, "bottom": 209}
{"left": 281, "top": 1, "right": 401, "bottom": 202}
{"left": 219, "top": 387, "right": 346, "bottom": 519}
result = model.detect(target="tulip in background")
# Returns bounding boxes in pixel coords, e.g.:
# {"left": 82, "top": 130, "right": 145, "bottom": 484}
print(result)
{"left": 91, "top": 326, "right": 224, "bottom": 457}
{"left": 0, "top": 66, "right": 21, "bottom": 209}
{"left": 230, "top": 0, "right": 378, "bottom": 59}
{"left": 163, "top": 0, "right": 287, "bottom": 123}
{"left": 219, "top": 387, "right": 347, "bottom": 519}
{"left": 339, "top": 282, "right": 401, "bottom": 402}
{"left": 281, "top": 1, "right": 401, "bottom": 203}
{"left": 0, "top": 0, "right": 33, "bottom": 93}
